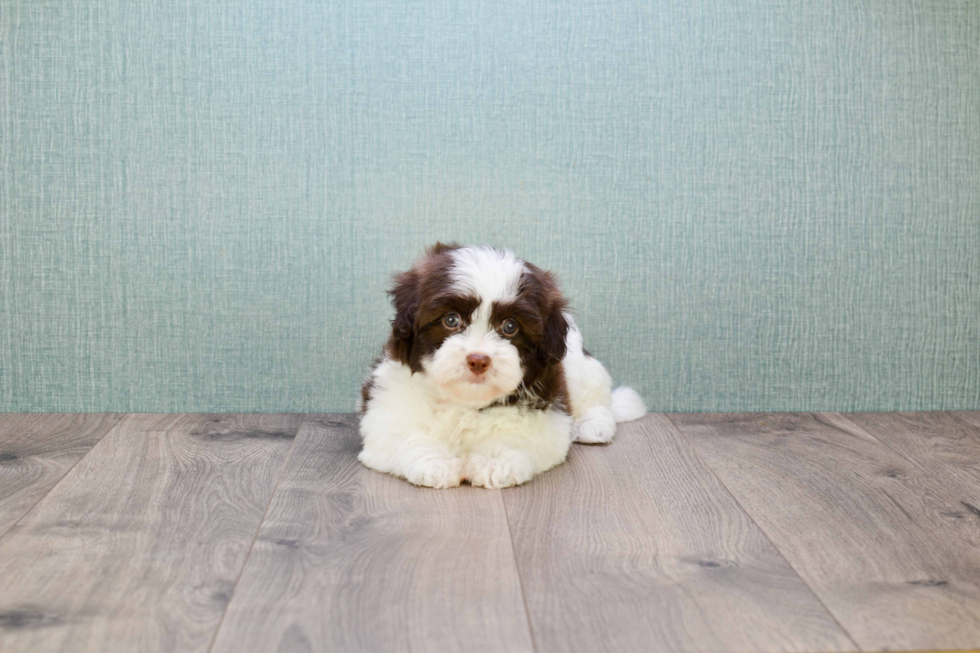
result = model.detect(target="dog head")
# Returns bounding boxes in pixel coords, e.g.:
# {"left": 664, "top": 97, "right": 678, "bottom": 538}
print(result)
{"left": 386, "top": 243, "right": 569, "bottom": 407}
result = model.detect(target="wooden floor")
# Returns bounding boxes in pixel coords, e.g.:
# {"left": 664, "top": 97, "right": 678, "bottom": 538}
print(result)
{"left": 0, "top": 413, "right": 978, "bottom": 653}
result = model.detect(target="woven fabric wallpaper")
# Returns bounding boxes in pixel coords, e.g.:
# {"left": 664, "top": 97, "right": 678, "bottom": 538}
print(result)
{"left": 1, "top": 1, "right": 978, "bottom": 412}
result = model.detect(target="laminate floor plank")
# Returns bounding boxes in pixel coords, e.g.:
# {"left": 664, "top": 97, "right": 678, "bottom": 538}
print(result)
{"left": 843, "top": 411, "right": 980, "bottom": 497}
{"left": 669, "top": 412, "right": 980, "bottom": 652}
{"left": 502, "top": 413, "right": 855, "bottom": 653}
{"left": 952, "top": 411, "right": 980, "bottom": 431}
{"left": 0, "top": 413, "right": 123, "bottom": 539}
{"left": 0, "top": 413, "right": 301, "bottom": 653}
{"left": 209, "top": 415, "right": 534, "bottom": 653}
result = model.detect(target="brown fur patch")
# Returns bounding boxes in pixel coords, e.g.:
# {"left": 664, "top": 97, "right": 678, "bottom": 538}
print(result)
{"left": 486, "top": 262, "right": 571, "bottom": 412}
{"left": 359, "top": 356, "right": 384, "bottom": 414}
{"left": 386, "top": 242, "right": 476, "bottom": 373}
{"left": 483, "top": 362, "right": 570, "bottom": 413}
{"left": 360, "top": 378, "right": 374, "bottom": 413}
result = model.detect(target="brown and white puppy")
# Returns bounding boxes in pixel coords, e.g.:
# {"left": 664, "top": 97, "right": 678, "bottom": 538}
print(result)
{"left": 358, "top": 243, "right": 646, "bottom": 488}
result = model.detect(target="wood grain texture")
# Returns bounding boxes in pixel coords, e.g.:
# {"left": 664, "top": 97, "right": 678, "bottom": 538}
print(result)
{"left": 502, "top": 413, "right": 854, "bottom": 653}
{"left": 843, "top": 411, "right": 980, "bottom": 493}
{"left": 210, "top": 415, "right": 535, "bottom": 653}
{"left": 0, "top": 413, "right": 300, "bottom": 653}
{"left": 0, "top": 413, "right": 122, "bottom": 539}
{"left": 670, "top": 412, "right": 980, "bottom": 652}
{"left": 953, "top": 411, "right": 980, "bottom": 430}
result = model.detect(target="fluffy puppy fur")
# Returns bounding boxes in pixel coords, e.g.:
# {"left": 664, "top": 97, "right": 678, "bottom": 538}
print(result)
{"left": 358, "top": 243, "right": 647, "bottom": 488}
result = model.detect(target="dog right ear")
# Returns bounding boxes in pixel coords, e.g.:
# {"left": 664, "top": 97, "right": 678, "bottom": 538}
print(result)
{"left": 386, "top": 268, "right": 420, "bottom": 368}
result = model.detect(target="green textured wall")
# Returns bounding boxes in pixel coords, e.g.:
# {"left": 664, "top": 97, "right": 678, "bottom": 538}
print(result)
{"left": 2, "top": 0, "right": 978, "bottom": 412}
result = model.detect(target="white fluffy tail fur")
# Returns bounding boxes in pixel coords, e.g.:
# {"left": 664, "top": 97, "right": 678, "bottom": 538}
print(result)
{"left": 611, "top": 387, "right": 647, "bottom": 423}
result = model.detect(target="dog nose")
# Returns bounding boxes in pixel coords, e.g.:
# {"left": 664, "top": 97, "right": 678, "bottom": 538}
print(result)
{"left": 466, "top": 353, "right": 491, "bottom": 375}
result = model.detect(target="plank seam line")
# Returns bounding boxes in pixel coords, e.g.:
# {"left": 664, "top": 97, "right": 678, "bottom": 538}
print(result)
{"left": 501, "top": 491, "right": 540, "bottom": 653}
{"left": 662, "top": 413, "right": 863, "bottom": 653}
{"left": 945, "top": 411, "right": 980, "bottom": 439}
{"left": 205, "top": 414, "right": 306, "bottom": 653}
{"left": 0, "top": 412, "right": 126, "bottom": 543}
{"left": 938, "top": 410, "right": 980, "bottom": 435}
{"left": 822, "top": 413, "right": 938, "bottom": 481}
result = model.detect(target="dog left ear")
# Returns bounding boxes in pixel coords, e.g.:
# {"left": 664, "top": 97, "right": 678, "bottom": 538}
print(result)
{"left": 541, "top": 303, "right": 569, "bottom": 365}
{"left": 523, "top": 264, "right": 569, "bottom": 366}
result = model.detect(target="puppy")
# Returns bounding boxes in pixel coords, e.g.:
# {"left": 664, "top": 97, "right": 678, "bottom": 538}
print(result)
{"left": 357, "top": 243, "right": 646, "bottom": 488}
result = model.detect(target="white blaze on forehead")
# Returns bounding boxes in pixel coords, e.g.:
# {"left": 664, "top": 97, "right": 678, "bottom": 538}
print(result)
{"left": 449, "top": 246, "right": 525, "bottom": 306}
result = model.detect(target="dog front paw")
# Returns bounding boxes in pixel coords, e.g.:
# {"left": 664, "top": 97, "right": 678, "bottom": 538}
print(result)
{"left": 574, "top": 407, "right": 616, "bottom": 444}
{"left": 404, "top": 456, "right": 464, "bottom": 489}
{"left": 465, "top": 452, "right": 534, "bottom": 489}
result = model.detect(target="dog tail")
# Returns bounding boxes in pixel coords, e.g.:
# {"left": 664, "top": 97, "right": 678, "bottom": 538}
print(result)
{"left": 611, "top": 387, "right": 647, "bottom": 423}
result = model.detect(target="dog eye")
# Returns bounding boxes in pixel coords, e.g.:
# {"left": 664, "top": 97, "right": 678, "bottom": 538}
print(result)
{"left": 443, "top": 313, "right": 461, "bottom": 329}
{"left": 501, "top": 318, "right": 518, "bottom": 336}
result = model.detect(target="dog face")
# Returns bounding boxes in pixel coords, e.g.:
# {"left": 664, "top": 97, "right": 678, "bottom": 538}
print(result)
{"left": 386, "top": 243, "right": 569, "bottom": 407}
